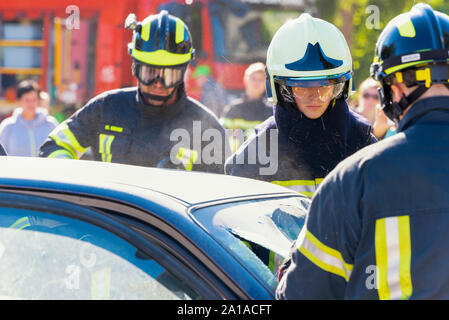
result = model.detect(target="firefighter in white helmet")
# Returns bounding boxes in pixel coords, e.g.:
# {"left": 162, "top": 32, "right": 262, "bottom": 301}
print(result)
{"left": 226, "top": 13, "right": 375, "bottom": 198}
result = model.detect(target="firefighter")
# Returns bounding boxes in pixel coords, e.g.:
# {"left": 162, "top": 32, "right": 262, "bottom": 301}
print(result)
{"left": 276, "top": 3, "right": 449, "bottom": 299}
{"left": 221, "top": 62, "right": 273, "bottom": 153}
{"left": 225, "top": 13, "right": 376, "bottom": 199}
{"left": 40, "top": 11, "right": 227, "bottom": 173}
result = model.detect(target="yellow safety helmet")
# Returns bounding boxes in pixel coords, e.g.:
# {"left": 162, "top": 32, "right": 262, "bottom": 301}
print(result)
{"left": 126, "top": 10, "right": 195, "bottom": 88}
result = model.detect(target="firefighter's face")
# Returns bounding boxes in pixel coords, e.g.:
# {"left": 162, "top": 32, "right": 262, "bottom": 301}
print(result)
{"left": 139, "top": 80, "right": 177, "bottom": 106}
{"left": 292, "top": 85, "right": 335, "bottom": 119}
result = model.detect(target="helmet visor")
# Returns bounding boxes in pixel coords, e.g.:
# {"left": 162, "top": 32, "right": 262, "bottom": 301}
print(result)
{"left": 135, "top": 63, "right": 186, "bottom": 88}
{"left": 274, "top": 72, "right": 350, "bottom": 103}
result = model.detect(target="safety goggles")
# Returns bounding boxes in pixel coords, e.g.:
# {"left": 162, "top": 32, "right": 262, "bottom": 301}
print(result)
{"left": 273, "top": 71, "right": 352, "bottom": 88}
{"left": 274, "top": 72, "right": 350, "bottom": 103}
{"left": 134, "top": 62, "right": 187, "bottom": 88}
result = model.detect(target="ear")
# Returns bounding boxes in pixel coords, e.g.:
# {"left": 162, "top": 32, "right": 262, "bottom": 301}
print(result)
{"left": 390, "top": 82, "right": 404, "bottom": 102}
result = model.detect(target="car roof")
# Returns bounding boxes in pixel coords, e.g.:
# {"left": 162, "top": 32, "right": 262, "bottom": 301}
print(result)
{"left": 0, "top": 157, "right": 296, "bottom": 205}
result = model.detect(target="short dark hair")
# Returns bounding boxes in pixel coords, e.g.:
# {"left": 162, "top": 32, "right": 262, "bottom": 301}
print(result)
{"left": 17, "top": 80, "right": 41, "bottom": 99}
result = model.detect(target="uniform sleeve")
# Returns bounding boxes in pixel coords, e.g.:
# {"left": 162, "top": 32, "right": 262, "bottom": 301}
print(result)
{"left": 39, "top": 97, "right": 102, "bottom": 159}
{"left": 275, "top": 161, "right": 363, "bottom": 299}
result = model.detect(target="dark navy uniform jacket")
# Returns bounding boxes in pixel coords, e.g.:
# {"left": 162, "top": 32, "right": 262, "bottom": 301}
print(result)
{"left": 276, "top": 96, "right": 449, "bottom": 299}
{"left": 39, "top": 87, "right": 227, "bottom": 174}
{"left": 225, "top": 98, "right": 376, "bottom": 198}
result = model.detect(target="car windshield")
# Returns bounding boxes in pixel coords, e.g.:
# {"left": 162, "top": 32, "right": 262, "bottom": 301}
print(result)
{"left": 191, "top": 195, "right": 309, "bottom": 292}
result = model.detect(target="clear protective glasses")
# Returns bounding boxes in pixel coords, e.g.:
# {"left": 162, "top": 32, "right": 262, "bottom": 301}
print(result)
{"left": 134, "top": 62, "right": 187, "bottom": 88}
{"left": 274, "top": 71, "right": 351, "bottom": 103}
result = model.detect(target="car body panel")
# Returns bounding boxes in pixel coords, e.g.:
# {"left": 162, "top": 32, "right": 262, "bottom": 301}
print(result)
{"left": 0, "top": 157, "right": 306, "bottom": 299}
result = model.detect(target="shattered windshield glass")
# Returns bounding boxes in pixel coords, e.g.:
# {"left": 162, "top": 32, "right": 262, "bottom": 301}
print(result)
{"left": 191, "top": 195, "right": 309, "bottom": 291}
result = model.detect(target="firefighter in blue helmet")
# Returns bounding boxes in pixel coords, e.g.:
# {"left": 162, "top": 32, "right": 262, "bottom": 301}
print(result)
{"left": 40, "top": 11, "right": 227, "bottom": 173}
{"left": 277, "top": 3, "right": 449, "bottom": 299}
{"left": 225, "top": 13, "right": 376, "bottom": 199}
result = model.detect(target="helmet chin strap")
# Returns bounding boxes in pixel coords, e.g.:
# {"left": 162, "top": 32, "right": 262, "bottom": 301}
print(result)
{"left": 386, "top": 85, "right": 429, "bottom": 123}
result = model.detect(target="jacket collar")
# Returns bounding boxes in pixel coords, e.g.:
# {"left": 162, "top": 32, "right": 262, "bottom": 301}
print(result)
{"left": 397, "top": 96, "right": 449, "bottom": 132}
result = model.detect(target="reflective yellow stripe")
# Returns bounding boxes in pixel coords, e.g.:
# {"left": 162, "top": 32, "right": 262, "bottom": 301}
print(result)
{"left": 175, "top": 147, "right": 198, "bottom": 171}
{"left": 47, "top": 149, "right": 74, "bottom": 159}
{"left": 271, "top": 178, "right": 323, "bottom": 198}
{"left": 131, "top": 48, "right": 192, "bottom": 66}
{"left": 141, "top": 19, "right": 151, "bottom": 41}
{"left": 385, "top": 60, "right": 433, "bottom": 75}
{"left": 398, "top": 216, "right": 412, "bottom": 300}
{"left": 375, "top": 215, "right": 412, "bottom": 300}
{"left": 228, "top": 136, "right": 241, "bottom": 153}
{"left": 49, "top": 123, "right": 87, "bottom": 159}
{"left": 104, "top": 125, "right": 123, "bottom": 133}
{"left": 221, "top": 118, "right": 261, "bottom": 130}
{"left": 272, "top": 180, "right": 315, "bottom": 187}
{"left": 375, "top": 218, "right": 389, "bottom": 299}
{"left": 297, "top": 228, "right": 353, "bottom": 282}
{"left": 395, "top": 15, "right": 416, "bottom": 38}
{"left": 9, "top": 217, "right": 30, "bottom": 230}
{"left": 175, "top": 17, "right": 185, "bottom": 44}
{"left": 99, "top": 134, "right": 115, "bottom": 163}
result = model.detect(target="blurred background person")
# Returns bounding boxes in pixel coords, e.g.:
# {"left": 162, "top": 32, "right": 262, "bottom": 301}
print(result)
{"left": 221, "top": 62, "right": 273, "bottom": 152}
{"left": 39, "top": 90, "right": 50, "bottom": 112}
{"left": 355, "top": 77, "right": 396, "bottom": 140}
{"left": 354, "top": 78, "right": 380, "bottom": 124}
{"left": 192, "top": 64, "right": 229, "bottom": 117}
{"left": 0, "top": 80, "right": 59, "bottom": 157}
{"left": 372, "top": 104, "right": 397, "bottom": 140}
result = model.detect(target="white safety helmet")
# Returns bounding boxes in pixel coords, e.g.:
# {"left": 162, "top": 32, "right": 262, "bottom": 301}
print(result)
{"left": 266, "top": 13, "right": 354, "bottom": 105}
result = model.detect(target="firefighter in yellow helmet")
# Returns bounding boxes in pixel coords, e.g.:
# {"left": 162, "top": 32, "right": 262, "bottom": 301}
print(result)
{"left": 40, "top": 11, "right": 227, "bottom": 173}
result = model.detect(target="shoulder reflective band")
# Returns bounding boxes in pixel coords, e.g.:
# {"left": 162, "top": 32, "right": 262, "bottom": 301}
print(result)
{"left": 375, "top": 215, "right": 412, "bottom": 300}
{"left": 296, "top": 227, "right": 353, "bottom": 282}
{"left": 271, "top": 178, "right": 324, "bottom": 198}
{"left": 175, "top": 147, "right": 198, "bottom": 171}
{"left": 99, "top": 134, "right": 115, "bottom": 163}
{"left": 49, "top": 122, "right": 88, "bottom": 159}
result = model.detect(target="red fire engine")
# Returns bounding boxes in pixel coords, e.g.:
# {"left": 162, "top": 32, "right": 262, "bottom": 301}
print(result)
{"left": 0, "top": 0, "right": 311, "bottom": 114}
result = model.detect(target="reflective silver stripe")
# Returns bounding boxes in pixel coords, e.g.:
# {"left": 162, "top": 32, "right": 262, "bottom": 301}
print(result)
{"left": 386, "top": 217, "right": 402, "bottom": 299}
